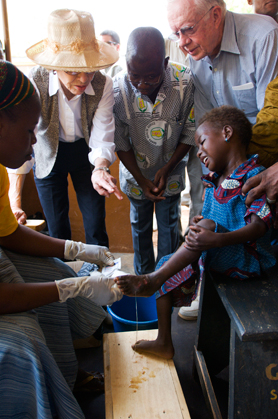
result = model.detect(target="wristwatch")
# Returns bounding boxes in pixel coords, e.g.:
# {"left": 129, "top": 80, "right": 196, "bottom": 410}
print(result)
{"left": 93, "top": 166, "right": 111, "bottom": 174}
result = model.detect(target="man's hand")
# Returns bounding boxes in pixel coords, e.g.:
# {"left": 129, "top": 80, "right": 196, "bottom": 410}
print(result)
{"left": 153, "top": 167, "right": 169, "bottom": 195}
{"left": 242, "top": 163, "right": 278, "bottom": 207}
{"left": 140, "top": 178, "right": 166, "bottom": 202}
{"left": 91, "top": 170, "right": 123, "bottom": 200}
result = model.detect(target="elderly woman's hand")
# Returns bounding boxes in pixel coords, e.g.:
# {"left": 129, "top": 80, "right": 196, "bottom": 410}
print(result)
{"left": 91, "top": 169, "right": 123, "bottom": 200}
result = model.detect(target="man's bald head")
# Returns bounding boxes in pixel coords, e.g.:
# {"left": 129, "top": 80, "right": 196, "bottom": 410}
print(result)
{"left": 126, "top": 27, "right": 165, "bottom": 66}
{"left": 125, "top": 27, "right": 168, "bottom": 99}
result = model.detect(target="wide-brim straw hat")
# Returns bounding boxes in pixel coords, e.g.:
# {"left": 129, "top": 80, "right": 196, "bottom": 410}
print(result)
{"left": 26, "top": 9, "right": 119, "bottom": 72}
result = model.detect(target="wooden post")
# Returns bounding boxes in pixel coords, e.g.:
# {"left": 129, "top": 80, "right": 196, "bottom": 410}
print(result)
{"left": 1, "top": 0, "right": 11, "bottom": 61}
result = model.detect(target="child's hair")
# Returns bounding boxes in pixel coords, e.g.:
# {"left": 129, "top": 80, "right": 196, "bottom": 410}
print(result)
{"left": 197, "top": 105, "right": 252, "bottom": 148}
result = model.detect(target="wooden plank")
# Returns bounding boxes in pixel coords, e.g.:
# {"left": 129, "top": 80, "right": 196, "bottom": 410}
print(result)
{"left": 103, "top": 330, "right": 191, "bottom": 419}
{"left": 194, "top": 347, "right": 222, "bottom": 419}
{"left": 25, "top": 219, "right": 46, "bottom": 231}
{"left": 103, "top": 334, "right": 113, "bottom": 419}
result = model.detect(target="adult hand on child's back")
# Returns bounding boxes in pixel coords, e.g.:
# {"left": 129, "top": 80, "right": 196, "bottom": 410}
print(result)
{"left": 185, "top": 225, "right": 218, "bottom": 252}
{"left": 242, "top": 164, "right": 278, "bottom": 228}
{"left": 242, "top": 163, "right": 278, "bottom": 207}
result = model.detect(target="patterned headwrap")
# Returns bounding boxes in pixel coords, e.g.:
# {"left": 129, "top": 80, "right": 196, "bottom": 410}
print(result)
{"left": 0, "top": 60, "right": 35, "bottom": 111}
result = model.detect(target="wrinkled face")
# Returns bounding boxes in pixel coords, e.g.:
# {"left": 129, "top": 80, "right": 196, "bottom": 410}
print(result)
{"left": 250, "top": 0, "right": 278, "bottom": 19}
{"left": 167, "top": 0, "right": 222, "bottom": 60}
{"left": 0, "top": 95, "right": 40, "bottom": 169}
{"left": 100, "top": 35, "right": 120, "bottom": 52}
{"left": 195, "top": 121, "right": 228, "bottom": 173}
{"left": 127, "top": 57, "right": 167, "bottom": 97}
{"left": 57, "top": 71, "right": 95, "bottom": 100}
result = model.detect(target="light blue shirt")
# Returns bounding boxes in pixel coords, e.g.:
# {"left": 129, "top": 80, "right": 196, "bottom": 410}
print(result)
{"left": 190, "top": 11, "right": 278, "bottom": 126}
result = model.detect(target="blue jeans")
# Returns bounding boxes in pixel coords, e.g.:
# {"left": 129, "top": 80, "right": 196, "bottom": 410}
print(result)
{"left": 34, "top": 139, "right": 108, "bottom": 246}
{"left": 129, "top": 194, "right": 180, "bottom": 275}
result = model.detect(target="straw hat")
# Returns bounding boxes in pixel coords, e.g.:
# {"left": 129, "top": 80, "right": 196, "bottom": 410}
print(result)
{"left": 26, "top": 9, "right": 119, "bottom": 72}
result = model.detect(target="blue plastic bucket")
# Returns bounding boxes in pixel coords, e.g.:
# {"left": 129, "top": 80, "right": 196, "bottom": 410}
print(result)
{"left": 107, "top": 294, "right": 158, "bottom": 332}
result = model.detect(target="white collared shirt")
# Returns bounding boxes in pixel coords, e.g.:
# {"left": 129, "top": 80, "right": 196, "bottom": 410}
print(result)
{"left": 48, "top": 71, "right": 116, "bottom": 165}
{"left": 190, "top": 11, "right": 278, "bottom": 126}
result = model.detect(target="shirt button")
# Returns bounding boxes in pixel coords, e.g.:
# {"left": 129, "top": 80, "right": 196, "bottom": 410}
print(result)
{"left": 216, "top": 90, "right": 219, "bottom": 94}
{"left": 214, "top": 68, "right": 217, "bottom": 72}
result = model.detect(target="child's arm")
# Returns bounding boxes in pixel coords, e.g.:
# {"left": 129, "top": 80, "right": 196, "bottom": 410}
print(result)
{"left": 186, "top": 213, "right": 267, "bottom": 252}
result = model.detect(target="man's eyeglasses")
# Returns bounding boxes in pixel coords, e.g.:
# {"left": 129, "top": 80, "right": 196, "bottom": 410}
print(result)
{"left": 64, "top": 71, "right": 95, "bottom": 77}
{"left": 168, "top": 6, "right": 215, "bottom": 42}
{"left": 105, "top": 41, "right": 118, "bottom": 46}
{"left": 128, "top": 73, "right": 162, "bottom": 86}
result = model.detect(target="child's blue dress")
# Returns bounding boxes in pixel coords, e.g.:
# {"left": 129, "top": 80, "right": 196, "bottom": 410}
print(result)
{"left": 156, "top": 155, "right": 276, "bottom": 306}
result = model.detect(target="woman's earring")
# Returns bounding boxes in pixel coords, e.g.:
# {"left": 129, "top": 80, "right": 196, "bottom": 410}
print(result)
{"left": 225, "top": 137, "right": 230, "bottom": 143}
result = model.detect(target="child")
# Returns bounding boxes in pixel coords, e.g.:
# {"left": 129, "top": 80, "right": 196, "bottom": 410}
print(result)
{"left": 115, "top": 105, "right": 276, "bottom": 359}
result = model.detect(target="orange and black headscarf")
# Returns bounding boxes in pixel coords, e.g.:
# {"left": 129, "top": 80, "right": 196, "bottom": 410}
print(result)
{"left": 0, "top": 60, "right": 35, "bottom": 111}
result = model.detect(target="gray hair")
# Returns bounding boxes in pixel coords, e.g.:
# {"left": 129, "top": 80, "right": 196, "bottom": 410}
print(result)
{"left": 99, "top": 30, "right": 120, "bottom": 44}
{"left": 167, "top": 0, "right": 226, "bottom": 16}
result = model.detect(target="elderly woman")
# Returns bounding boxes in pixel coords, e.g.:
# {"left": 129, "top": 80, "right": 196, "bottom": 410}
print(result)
{"left": 0, "top": 60, "right": 122, "bottom": 418}
{"left": 9, "top": 8, "right": 122, "bottom": 244}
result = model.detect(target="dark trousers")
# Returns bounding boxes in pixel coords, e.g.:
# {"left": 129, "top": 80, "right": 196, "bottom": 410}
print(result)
{"left": 34, "top": 139, "right": 108, "bottom": 246}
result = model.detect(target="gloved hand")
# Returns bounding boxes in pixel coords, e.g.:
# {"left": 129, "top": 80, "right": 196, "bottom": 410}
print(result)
{"left": 55, "top": 272, "right": 123, "bottom": 305}
{"left": 64, "top": 240, "right": 114, "bottom": 267}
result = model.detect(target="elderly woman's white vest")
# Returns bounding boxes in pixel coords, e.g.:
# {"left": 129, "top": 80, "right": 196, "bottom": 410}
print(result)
{"left": 31, "top": 66, "right": 106, "bottom": 179}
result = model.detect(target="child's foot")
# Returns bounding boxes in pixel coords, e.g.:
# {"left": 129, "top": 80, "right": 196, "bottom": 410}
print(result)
{"left": 114, "top": 274, "right": 160, "bottom": 296}
{"left": 132, "top": 339, "right": 174, "bottom": 359}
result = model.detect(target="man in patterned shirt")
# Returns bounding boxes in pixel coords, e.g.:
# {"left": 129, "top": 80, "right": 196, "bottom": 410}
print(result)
{"left": 113, "top": 27, "right": 195, "bottom": 275}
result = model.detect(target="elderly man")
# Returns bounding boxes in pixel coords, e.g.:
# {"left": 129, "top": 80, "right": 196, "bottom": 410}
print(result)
{"left": 113, "top": 27, "right": 195, "bottom": 275}
{"left": 167, "top": 0, "right": 278, "bottom": 319}
{"left": 247, "top": 0, "right": 278, "bottom": 22}
{"left": 167, "top": 0, "right": 278, "bottom": 127}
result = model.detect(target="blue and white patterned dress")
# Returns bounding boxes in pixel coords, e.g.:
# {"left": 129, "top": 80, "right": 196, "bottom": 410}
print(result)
{"left": 156, "top": 155, "right": 276, "bottom": 306}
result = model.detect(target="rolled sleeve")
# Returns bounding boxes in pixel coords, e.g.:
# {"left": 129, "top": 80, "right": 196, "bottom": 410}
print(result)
{"left": 88, "top": 76, "right": 117, "bottom": 166}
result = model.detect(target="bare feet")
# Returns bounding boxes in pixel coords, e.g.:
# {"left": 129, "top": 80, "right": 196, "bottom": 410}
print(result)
{"left": 114, "top": 274, "right": 161, "bottom": 297}
{"left": 132, "top": 339, "right": 174, "bottom": 360}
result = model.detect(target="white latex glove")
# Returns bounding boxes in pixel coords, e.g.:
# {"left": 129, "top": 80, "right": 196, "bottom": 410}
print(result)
{"left": 64, "top": 240, "right": 114, "bottom": 266}
{"left": 55, "top": 272, "right": 123, "bottom": 305}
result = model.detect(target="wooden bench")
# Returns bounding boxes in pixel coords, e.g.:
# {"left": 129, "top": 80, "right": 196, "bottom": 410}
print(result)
{"left": 194, "top": 264, "right": 278, "bottom": 419}
{"left": 25, "top": 219, "right": 46, "bottom": 231}
{"left": 103, "top": 330, "right": 191, "bottom": 419}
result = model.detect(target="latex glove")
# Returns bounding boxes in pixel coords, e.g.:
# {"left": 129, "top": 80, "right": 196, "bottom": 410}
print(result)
{"left": 55, "top": 272, "right": 123, "bottom": 305}
{"left": 64, "top": 240, "right": 114, "bottom": 266}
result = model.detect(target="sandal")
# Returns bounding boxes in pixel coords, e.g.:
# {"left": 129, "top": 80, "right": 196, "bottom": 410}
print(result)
{"left": 73, "top": 370, "right": 104, "bottom": 393}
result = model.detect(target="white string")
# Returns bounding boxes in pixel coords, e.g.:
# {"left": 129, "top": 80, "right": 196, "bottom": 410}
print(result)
{"left": 135, "top": 293, "right": 138, "bottom": 344}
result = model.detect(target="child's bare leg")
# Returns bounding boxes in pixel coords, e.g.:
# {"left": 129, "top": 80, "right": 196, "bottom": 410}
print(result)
{"left": 115, "top": 219, "right": 216, "bottom": 297}
{"left": 132, "top": 292, "right": 174, "bottom": 359}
